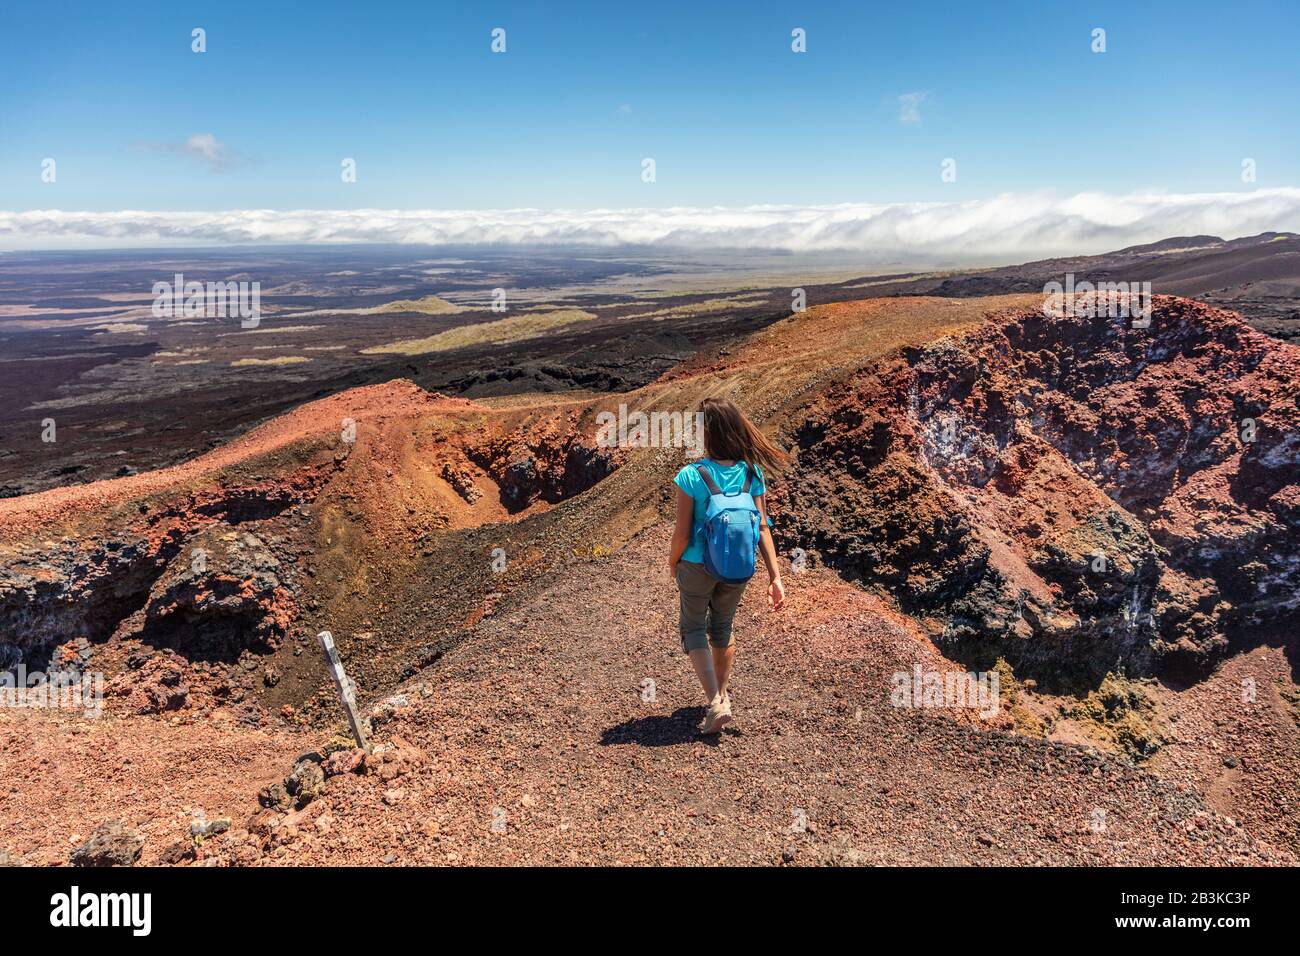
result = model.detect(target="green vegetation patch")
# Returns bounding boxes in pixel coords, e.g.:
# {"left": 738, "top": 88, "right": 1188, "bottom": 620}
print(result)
{"left": 1069, "top": 673, "right": 1168, "bottom": 760}
{"left": 361, "top": 309, "right": 596, "bottom": 356}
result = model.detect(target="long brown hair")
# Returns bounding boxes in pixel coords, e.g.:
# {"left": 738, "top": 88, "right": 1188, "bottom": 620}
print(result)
{"left": 700, "top": 397, "right": 789, "bottom": 475}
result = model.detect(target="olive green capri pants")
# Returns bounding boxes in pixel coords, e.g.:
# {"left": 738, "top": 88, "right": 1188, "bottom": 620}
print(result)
{"left": 675, "top": 560, "right": 748, "bottom": 653}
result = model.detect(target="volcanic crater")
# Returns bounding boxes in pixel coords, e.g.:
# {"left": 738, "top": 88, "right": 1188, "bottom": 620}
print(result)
{"left": 2, "top": 293, "right": 1298, "bottom": 865}
{"left": 780, "top": 296, "right": 1300, "bottom": 688}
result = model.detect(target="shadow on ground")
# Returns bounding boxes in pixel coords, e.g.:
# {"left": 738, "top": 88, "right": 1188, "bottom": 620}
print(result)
{"left": 599, "top": 706, "right": 741, "bottom": 747}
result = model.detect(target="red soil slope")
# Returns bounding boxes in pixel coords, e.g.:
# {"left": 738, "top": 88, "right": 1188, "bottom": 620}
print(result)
{"left": 1, "top": 294, "right": 1297, "bottom": 865}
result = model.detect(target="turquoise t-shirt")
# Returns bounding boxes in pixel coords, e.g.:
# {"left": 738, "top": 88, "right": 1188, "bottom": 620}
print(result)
{"left": 674, "top": 458, "right": 768, "bottom": 563}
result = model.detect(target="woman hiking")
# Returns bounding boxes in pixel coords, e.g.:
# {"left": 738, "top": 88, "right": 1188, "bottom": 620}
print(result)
{"left": 668, "top": 397, "right": 788, "bottom": 735}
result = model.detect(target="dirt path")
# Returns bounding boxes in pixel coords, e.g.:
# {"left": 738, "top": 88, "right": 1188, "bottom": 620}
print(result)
{"left": 239, "top": 525, "right": 1287, "bottom": 866}
{"left": 1, "top": 524, "right": 1288, "bottom": 866}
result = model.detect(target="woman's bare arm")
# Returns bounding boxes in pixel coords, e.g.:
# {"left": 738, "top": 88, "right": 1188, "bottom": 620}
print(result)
{"left": 668, "top": 486, "right": 694, "bottom": 579}
{"left": 755, "top": 494, "right": 785, "bottom": 609}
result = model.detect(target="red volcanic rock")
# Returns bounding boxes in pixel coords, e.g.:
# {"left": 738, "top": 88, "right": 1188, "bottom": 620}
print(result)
{"left": 135, "top": 528, "right": 295, "bottom": 660}
{"left": 439, "top": 461, "right": 483, "bottom": 504}
{"left": 780, "top": 297, "right": 1300, "bottom": 682}
{"left": 322, "top": 748, "right": 365, "bottom": 777}
{"left": 112, "top": 653, "right": 191, "bottom": 714}
{"left": 465, "top": 413, "right": 615, "bottom": 512}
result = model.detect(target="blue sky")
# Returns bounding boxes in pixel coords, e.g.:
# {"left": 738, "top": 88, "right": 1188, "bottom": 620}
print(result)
{"left": 2, "top": 0, "right": 1297, "bottom": 212}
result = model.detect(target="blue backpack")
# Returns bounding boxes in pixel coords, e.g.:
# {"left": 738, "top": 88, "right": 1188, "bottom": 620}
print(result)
{"left": 695, "top": 463, "right": 761, "bottom": 584}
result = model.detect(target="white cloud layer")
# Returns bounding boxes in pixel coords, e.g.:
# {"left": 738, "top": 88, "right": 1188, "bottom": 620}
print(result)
{"left": 3, "top": 189, "right": 1300, "bottom": 263}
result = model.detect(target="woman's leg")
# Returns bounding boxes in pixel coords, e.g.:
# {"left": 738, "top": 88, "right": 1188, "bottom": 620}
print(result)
{"left": 677, "top": 562, "right": 721, "bottom": 704}
{"left": 713, "top": 644, "right": 735, "bottom": 699}
{"left": 706, "top": 581, "right": 745, "bottom": 703}
{"left": 687, "top": 648, "right": 720, "bottom": 702}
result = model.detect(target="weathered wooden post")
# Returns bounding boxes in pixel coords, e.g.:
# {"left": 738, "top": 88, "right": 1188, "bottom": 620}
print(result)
{"left": 317, "top": 630, "right": 369, "bottom": 750}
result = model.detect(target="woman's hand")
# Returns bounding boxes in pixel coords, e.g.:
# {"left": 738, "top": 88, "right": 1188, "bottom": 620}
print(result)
{"left": 667, "top": 557, "right": 678, "bottom": 582}
{"left": 768, "top": 575, "right": 786, "bottom": 610}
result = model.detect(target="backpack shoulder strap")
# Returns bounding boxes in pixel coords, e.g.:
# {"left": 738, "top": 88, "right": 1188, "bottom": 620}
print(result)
{"left": 741, "top": 463, "right": 754, "bottom": 494}
{"left": 696, "top": 464, "right": 723, "bottom": 496}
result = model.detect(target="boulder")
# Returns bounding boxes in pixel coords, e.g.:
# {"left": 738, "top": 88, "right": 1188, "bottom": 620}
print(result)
{"left": 70, "top": 820, "right": 144, "bottom": 867}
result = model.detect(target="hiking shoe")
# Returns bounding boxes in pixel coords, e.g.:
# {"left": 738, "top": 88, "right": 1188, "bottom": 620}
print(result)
{"left": 699, "top": 698, "right": 732, "bottom": 735}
